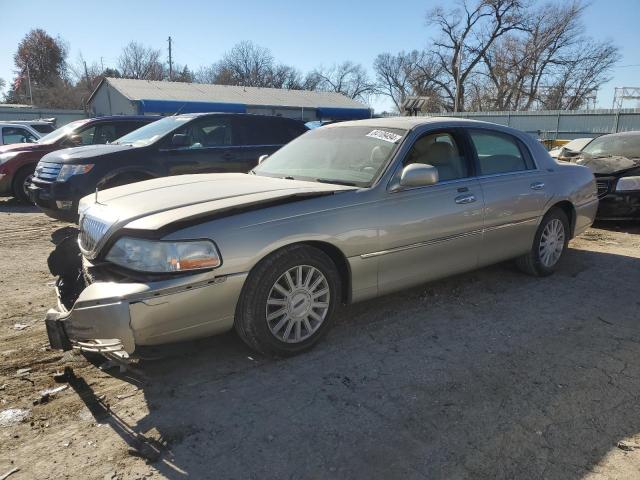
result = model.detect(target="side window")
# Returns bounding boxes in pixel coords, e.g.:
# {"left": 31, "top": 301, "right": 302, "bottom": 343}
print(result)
{"left": 403, "top": 132, "right": 469, "bottom": 181}
{"left": 114, "top": 122, "right": 145, "bottom": 139}
{"left": 73, "top": 125, "right": 97, "bottom": 146}
{"left": 174, "top": 117, "right": 233, "bottom": 149}
{"left": 241, "top": 117, "right": 280, "bottom": 146}
{"left": 93, "top": 124, "right": 117, "bottom": 144}
{"left": 469, "top": 130, "right": 529, "bottom": 175}
{"left": 2, "top": 127, "right": 37, "bottom": 144}
{"left": 277, "top": 120, "right": 307, "bottom": 144}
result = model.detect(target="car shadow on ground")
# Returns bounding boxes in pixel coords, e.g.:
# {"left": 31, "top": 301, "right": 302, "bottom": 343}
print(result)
{"left": 593, "top": 219, "right": 640, "bottom": 235}
{"left": 0, "top": 197, "right": 39, "bottom": 213}
{"left": 69, "top": 245, "right": 640, "bottom": 479}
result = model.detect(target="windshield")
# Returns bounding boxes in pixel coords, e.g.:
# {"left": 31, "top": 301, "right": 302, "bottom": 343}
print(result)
{"left": 113, "top": 116, "right": 191, "bottom": 147}
{"left": 582, "top": 134, "right": 640, "bottom": 158}
{"left": 36, "top": 119, "right": 90, "bottom": 145}
{"left": 563, "top": 138, "right": 592, "bottom": 152}
{"left": 253, "top": 126, "right": 407, "bottom": 187}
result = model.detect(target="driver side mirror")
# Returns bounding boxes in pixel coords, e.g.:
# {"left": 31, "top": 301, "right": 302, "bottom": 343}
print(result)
{"left": 171, "top": 133, "right": 191, "bottom": 147}
{"left": 399, "top": 163, "right": 439, "bottom": 188}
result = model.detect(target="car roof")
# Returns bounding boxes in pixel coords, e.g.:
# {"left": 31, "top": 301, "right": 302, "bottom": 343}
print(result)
{"left": 173, "top": 112, "right": 306, "bottom": 124}
{"left": 326, "top": 116, "right": 504, "bottom": 131}
{"left": 88, "top": 115, "right": 162, "bottom": 122}
{"left": 0, "top": 122, "right": 40, "bottom": 128}
{"left": 593, "top": 130, "right": 640, "bottom": 139}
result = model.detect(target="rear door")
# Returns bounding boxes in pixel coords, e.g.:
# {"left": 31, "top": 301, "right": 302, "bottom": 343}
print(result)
{"left": 233, "top": 116, "right": 286, "bottom": 171}
{"left": 465, "top": 128, "right": 550, "bottom": 267}
{"left": 376, "top": 128, "right": 485, "bottom": 294}
{"left": 159, "top": 115, "right": 247, "bottom": 175}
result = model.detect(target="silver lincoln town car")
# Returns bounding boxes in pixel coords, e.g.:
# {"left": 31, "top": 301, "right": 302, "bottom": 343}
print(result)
{"left": 45, "top": 117, "right": 598, "bottom": 358}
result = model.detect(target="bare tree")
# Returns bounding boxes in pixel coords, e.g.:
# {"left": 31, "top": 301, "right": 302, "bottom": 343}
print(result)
{"left": 118, "top": 42, "right": 164, "bottom": 80}
{"left": 374, "top": 51, "right": 445, "bottom": 112}
{"left": 195, "top": 41, "right": 311, "bottom": 90}
{"left": 208, "top": 41, "right": 275, "bottom": 87}
{"left": 310, "top": 62, "right": 375, "bottom": 102}
{"left": 480, "top": 1, "right": 619, "bottom": 110}
{"left": 428, "top": 0, "right": 526, "bottom": 111}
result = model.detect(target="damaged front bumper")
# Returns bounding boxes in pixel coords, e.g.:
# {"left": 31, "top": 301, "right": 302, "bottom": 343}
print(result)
{"left": 45, "top": 271, "right": 248, "bottom": 356}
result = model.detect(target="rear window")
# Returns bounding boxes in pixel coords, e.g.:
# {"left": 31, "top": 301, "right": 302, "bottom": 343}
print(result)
{"left": 239, "top": 117, "right": 306, "bottom": 146}
{"left": 31, "top": 124, "right": 55, "bottom": 134}
{"left": 469, "top": 130, "right": 532, "bottom": 175}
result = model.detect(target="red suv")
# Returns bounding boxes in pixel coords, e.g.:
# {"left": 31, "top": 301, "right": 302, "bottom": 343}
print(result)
{"left": 0, "top": 116, "right": 159, "bottom": 203}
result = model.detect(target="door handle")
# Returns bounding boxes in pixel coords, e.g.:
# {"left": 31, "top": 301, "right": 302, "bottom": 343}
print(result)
{"left": 530, "top": 182, "right": 545, "bottom": 190}
{"left": 222, "top": 151, "right": 235, "bottom": 159}
{"left": 455, "top": 193, "right": 476, "bottom": 204}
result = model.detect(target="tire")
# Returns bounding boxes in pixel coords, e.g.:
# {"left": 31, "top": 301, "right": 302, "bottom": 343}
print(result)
{"left": 516, "top": 208, "right": 569, "bottom": 277}
{"left": 235, "top": 245, "right": 342, "bottom": 357}
{"left": 13, "top": 166, "right": 35, "bottom": 204}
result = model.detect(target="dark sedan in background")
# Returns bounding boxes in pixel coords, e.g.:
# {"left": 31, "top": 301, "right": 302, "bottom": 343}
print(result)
{"left": 29, "top": 113, "right": 308, "bottom": 221}
{"left": 0, "top": 115, "right": 159, "bottom": 203}
{"left": 572, "top": 131, "right": 640, "bottom": 220}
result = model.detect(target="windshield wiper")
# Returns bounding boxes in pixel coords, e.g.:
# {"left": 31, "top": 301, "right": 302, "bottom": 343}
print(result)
{"left": 315, "top": 178, "right": 357, "bottom": 186}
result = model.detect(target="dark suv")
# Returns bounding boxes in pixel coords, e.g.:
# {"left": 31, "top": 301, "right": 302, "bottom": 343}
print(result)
{"left": 0, "top": 116, "right": 159, "bottom": 203}
{"left": 29, "top": 113, "right": 308, "bottom": 221}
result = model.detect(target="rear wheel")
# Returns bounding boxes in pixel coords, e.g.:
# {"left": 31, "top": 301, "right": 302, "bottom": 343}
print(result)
{"left": 516, "top": 208, "right": 569, "bottom": 276}
{"left": 13, "top": 166, "right": 35, "bottom": 204}
{"left": 235, "top": 245, "right": 341, "bottom": 357}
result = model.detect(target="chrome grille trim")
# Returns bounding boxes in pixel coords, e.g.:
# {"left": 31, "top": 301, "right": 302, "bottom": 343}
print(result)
{"left": 34, "top": 161, "right": 61, "bottom": 182}
{"left": 596, "top": 179, "right": 612, "bottom": 199}
{"left": 78, "top": 214, "right": 111, "bottom": 254}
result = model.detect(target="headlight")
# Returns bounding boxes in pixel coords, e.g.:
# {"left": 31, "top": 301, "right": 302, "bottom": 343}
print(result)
{"left": 105, "top": 237, "right": 221, "bottom": 273}
{"left": 57, "top": 164, "right": 94, "bottom": 182}
{"left": 0, "top": 152, "right": 20, "bottom": 165}
{"left": 616, "top": 176, "right": 640, "bottom": 192}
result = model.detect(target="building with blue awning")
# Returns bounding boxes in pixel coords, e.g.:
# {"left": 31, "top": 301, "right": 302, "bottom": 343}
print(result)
{"left": 87, "top": 78, "right": 371, "bottom": 122}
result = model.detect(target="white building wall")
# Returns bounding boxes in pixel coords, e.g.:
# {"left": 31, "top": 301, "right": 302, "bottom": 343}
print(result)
{"left": 90, "top": 85, "right": 137, "bottom": 116}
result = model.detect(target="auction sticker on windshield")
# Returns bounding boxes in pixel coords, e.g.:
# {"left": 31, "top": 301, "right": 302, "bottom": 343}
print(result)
{"left": 366, "top": 129, "right": 403, "bottom": 143}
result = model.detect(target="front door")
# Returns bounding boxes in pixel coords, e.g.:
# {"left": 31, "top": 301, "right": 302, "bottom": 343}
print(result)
{"left": 376, "top": 129, "right": 485, "bottom": 295}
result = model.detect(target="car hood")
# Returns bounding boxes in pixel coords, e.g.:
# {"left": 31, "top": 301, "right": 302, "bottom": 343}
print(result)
{"left": 0, "top": 142, "right": 52, "bottom": 154}
{"left": 42, "top": 144, "right": 137, "bottom": 163}
{"left": 573, "top": 155, "right": 640, "bottom": 175}
{"left": 78, "top": 173, "right": 356, "bottom": 253}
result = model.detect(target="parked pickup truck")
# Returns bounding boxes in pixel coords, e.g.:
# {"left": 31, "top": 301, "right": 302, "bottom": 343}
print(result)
{"left": 0, "top": 115, "right": 159, "bottom": 203}
{"left": 29, "top": 113, "right": 308, "bottom": 222}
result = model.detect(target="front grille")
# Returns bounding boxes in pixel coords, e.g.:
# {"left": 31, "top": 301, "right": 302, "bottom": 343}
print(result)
{"left": 34, "top": 161, "right": 61, "bottom": 182}
{"left": 595, "top": 178, "right": 613, "bottom": 198}
{"left": 78, "top": 214, "right": 111, "bottom": 253}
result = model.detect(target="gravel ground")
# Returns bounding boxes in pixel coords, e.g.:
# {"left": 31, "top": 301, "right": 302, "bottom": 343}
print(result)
{"left": 0, "top": 198, "right": 639, "bottom": 480}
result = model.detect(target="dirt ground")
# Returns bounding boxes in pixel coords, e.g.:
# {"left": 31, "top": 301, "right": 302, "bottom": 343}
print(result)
{"left": 0, "top": 198, "right": 639, "bottom": 480}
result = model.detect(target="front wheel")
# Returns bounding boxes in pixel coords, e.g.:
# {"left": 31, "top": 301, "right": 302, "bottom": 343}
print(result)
{"left": 516, "top": 208, "right": 569, "bottom": 276}
{"left": 235, "top": 245, "right": 342, "bottom": 357}
{"left": 13, "top": 167, "right": 35, "bottom": 204}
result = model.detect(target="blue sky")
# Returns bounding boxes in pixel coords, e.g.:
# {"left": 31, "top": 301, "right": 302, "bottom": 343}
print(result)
{"left": 1, "top": 0, "right": 638, "bottom": 112}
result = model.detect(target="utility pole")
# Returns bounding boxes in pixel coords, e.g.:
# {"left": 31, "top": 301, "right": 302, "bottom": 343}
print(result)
{"left": 83, "top": 61, "right": 91, "bottom": 91}
{"left": 167, "top": 36, "right": 173, "bottom": 81}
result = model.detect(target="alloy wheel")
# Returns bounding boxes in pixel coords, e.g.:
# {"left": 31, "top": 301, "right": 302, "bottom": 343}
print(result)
{"left": 265, "top": 265, "right": 330, "bottom": 343}
{"left": 539, "top": 218, "right": 565, "bottom": 267}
